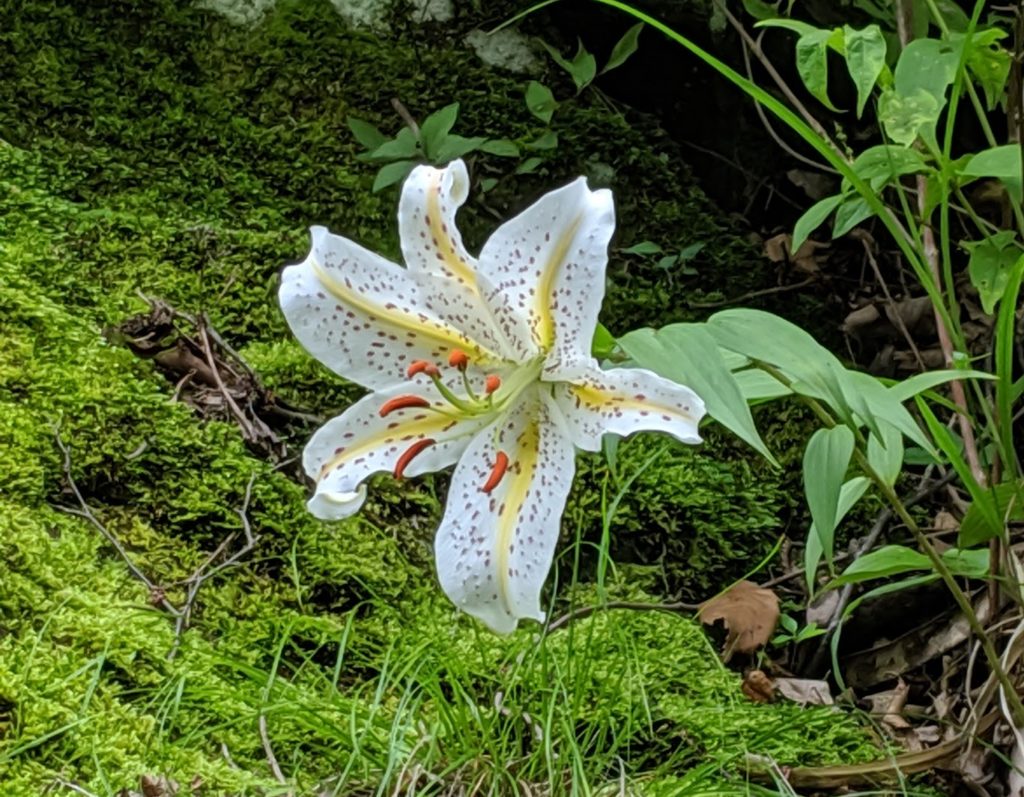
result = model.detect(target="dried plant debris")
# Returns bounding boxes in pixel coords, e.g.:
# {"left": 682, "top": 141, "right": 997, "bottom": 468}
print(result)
{"left": 699, "top": 580, "right": 780, "bottom": 660}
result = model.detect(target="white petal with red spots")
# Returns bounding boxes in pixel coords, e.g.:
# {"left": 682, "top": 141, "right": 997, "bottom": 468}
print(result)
{"left": 434, "top": 387, "right": 575, "bottom": 634}
{"left": 476, "top": 177, "right": 615, "bottom": 363}
{"left": 304, "top": 382, "right": 491, "bottom": 520}
{"left": 549, "top": 360, "right": 706, "bottom": 452}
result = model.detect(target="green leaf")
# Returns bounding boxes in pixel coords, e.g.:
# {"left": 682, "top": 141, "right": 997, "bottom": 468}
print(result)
{"left": 792, "top": 194, "right": 842, "bottom": 251}
{"left": 834, "top": 544, "right": 989, "bottom": 586}
{"left": 365, "top": 127, "right": 420, "bottom": 161}
{"left": 963, "top": 231, "right": 1023, "bottom": 314}
{"left": 603, "top": 23, "right": 643, "bottom": 73}
{"left": 961, "top": 145, "right": 1023, "bottom": 204}
{"left": 372, "top": 160, "right": 418, "bottom": 192}
{"left": 621, "top": 241, "right": 662, "bottom": 255}
{"left": 960, "top": 480, "right": 1024, "bottom": 547}
{"left": 889, "top": 368, "right": 995, "bottom": 403}
{"left": 756, "top": 19, "right": 819, "bottom": 37}
{"left": 526, "top": 130, "right": 559, "bottom": 150}
{"left": 478, "top": 139, "right": 520, "bottom": 157}
{"left": 432, "top": 135, "right": 486, "bottom": 163}
{"left": 796, "top": 29, "right": 841, "bottom": 111}
{"left": 803, "top": 425, "right": 855, "bottom": 563}
{"left": 879, "top": 87, "right": 939, "bottom": 147}
{"left": 846, "top": 145, "right": 929, "bottom": 191}
{"left": 347, "top": 117, "right": 387, "bottom": 150}
{"left": 832, "top": 196, "right": 873, "bottom": 238}
{"left": 618, "top": 324, "right": 777, "bottom": 464}
{"left": 515, "top": 157, "right": 544, "bottom": 175}
{"left": 917, "top": 398, "right": 1003, "bottom": 540}
{"left": 955, "top": 29, "right": 1011, "bottom": 110}
{"left": 894, "top": 38, "right": 960, "bottom": 105}
{"left": 805, "top": 476, "right": 870, "bottom": 589}
{"left": 591, "top": 322, "right": 616, "bottom": 360}
{"left": 867, "top": 421, "right": 903, "bottom": 487}
{"left": 525, "top": 81, "right": 557, "bottom": 124}
{"left": 741, "top": 0, "right": 779, "bottom": 20}
{"left": 542, "top": 39, "right": 597, "bottom": 92}
{"left": 843, "top": 25, "right": 887, "bottom": 117}
{"left": 732, "top": 369, "right": 792, "bottom": 401}
{"left": 994, "top": 256, "right": 1024, "bottom": 472}
{"left": 420, "top": 102, "right": 460, "bottom": 160}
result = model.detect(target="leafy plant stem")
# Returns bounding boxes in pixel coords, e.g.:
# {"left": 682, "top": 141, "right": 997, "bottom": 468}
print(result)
{"left": 758, "top": 362, "right": 1024, "bottom": 722}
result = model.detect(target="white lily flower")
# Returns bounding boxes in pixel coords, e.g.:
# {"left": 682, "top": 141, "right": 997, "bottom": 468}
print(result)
{"left": 280, "top": 159, "right": 706, "bottom": 633}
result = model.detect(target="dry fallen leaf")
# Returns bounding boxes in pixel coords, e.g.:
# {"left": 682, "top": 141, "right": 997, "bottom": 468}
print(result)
{"left": 699, "top": 580, "right": 780, "bottom": 660}
{"left": 741, "top": 669, "right": 775, "bottom": 703}
{"left": 774, "top": 677, "right": 834, "bottom": 706}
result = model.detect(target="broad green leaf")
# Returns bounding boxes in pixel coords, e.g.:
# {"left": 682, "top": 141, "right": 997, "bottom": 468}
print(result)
{"left": 515, "top": 157, "right": 544, "bottom": 175}
{"left": 347, "top": 117, "right": 387, "bottom": 150}
{"left": 525, "top": 81, "right": 557, "bottom": 124}
{"left": 961, "top": 145, "right": 1023, "bottom": 204}
{"left": 732, "top": 369, "right": 792, "bottom": 402}
{"left": 893, "top": 38, "right": 960, "bottom": 104}
{"left": 805, "top": 476, "right": 870, "bottom": 589}
{"left": 955, "top": 29, "right": 1011, "bottom": 110}
{"left": 707, "top": 309, "right": 853, "bottom": 423}
{"left": 433, "top": 135, "right": 486, "bottom": 162}
{"left": 591, "top": 322, "right": 616, "bottom": 360}
{"left": 792, "top": 194, "right": 842, "bottom": 251}
{"left": 526, "top": 130, "right": 558, "bottom": 150}
{"left": 618, "top": 325, "right": 777, "bottom": 464}
{"left": 963, "top": 231, "right": 1023, "bottom": 314}
{"left": 372, "top": 160, "right": 418, "bottom": 192}
{"left": 844, "top": 370, "right": 930, "bottom": 452}
{"left": 603, "top": 23, "right": 643, "bottom": 73}
{"left": 879, "top": 87, "right": 939, "bottom": 147}
{"left": 845, "top": 145, "right": 929, "bottom": 191}
{"left": 959, "top": 480, "right": 1024, "bottom": 547}
{"left": 741, "top": 0, "right": 780, "bottom": 20}
{"left": 366, "top": 127, "right": 420, "bottom": 161}
{"left": 621, "top": 241, "right": 662, "bottom": 255}
{"left": 889, "top": 368, "right": 995, "bottom": 402}
{"left": 420, "top": 102, "right": 460, "bottom": 160}
{"left": 867, "top": 421, "right": 903, "bottom": 487}
{"left": 756, "top": 19, "right": 820, "bottom": 37}
{"left": 843, "top": 25, "right": 887, "bottom": 117}
{"left": 803, "top": 425, "right": 855, "bottom": 562}
{"left": 796, "top": 29, "right": 841, "bottom": 111}
{"left": 832, "top": 196, "right": 873, "bottom": 238}
{"left": 542, "top": 40, "right": 596, "bottom": 92}
{"left": 478, "top": 139, "right": 520, "bottom": 157}
{"left": 833, "top": 544, "right": 988, "bottom": 586}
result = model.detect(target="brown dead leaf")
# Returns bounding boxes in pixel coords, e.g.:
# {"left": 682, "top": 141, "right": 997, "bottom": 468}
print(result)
{"left": 774, "top": 677, "right": 834, "bottom": 706}
{"left": 699, "top": 580, "right": 780, "bottom": 660}
{"left": 741, "top": 669, "right": 775, "bottom": 703}
{"left": 932, "top": 510, "right": 958, "bottom": 533}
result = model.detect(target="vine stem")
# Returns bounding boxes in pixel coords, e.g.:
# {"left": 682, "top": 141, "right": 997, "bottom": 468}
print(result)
{"left": 757, "top": 362, "right": 1024, "bottom": 724}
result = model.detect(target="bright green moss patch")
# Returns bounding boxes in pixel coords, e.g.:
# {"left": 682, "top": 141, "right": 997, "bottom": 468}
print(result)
{"left": 0, "top": 0, "right": 885, "bottom": 792}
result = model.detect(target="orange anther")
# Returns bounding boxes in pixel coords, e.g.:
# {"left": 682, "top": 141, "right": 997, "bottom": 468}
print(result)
{"left": 448, "top": 349, "right": 469, "bottom": 370}
{"left": 379, "top": 395, "right": 431, "bottom": 417}
{"left": 481, "top": 451, "right": 509, "bottom": 494}
{"left": 393, "top": 438, "right": 435, "bottom": 479}
{"left": 484, "top": 375, "right": 501, "bottom": 394}
{"left": 406, "top": 360, "right": 432, "bottom": 378}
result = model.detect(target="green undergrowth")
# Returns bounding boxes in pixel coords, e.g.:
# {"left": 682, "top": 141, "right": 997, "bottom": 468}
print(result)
{"left": 1, "top": 0, "right": 885, "bottom": 792}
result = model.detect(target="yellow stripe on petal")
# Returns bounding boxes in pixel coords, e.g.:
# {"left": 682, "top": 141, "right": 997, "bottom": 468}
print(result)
{"left": 426, "top": 171, "right": 479, "bottom": 289}
{"left": 310, "top": 258, "right": 502, "bottom": 364}
{"left": 533, "top": 215, "right": 582, "bottom": 350}
{"left": 495, "top": 416, "right": 541, "bottom": 605}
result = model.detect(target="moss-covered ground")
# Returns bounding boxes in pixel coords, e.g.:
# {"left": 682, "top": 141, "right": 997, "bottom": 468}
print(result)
{"left": 1, "top": 1, "right": 885, "bottom": 793}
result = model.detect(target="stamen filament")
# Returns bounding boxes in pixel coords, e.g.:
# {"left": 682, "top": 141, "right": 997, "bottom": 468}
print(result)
{"left": 429, "top": 372, "right": 475, "bottom": 413}
{"left": 482, "top": 451, "right": 509, "bottom": 494}
{"left": 393, "top": 438, "right": 435, "bottom": 479}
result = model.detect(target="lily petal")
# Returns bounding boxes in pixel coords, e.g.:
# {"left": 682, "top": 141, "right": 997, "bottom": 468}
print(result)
{"left": 435, "top": 387, "right": 575, "bottom": 633}
{"left": 477, "top": 177, "right": 614, "bottom": 363}
{"left": 400, "top": 161, "right": 517, "bottom": 362}
{"left": 550, "top": 360, "right": 706, "bottom": 452}
{"left": 304, "top": 383, "right": 492, "bottom": 520}
{"left": 280, "top": 226, "right": 504, "bottom": 390}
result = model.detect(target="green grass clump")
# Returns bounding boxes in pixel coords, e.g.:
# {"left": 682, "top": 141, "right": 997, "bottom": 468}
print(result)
{"left": 0, "top": 0, "right": 886, "bottom": 792}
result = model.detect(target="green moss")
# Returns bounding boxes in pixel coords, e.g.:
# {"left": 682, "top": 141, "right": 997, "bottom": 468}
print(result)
{"left": 0, "top": 0, "right": 879, "bottom": 791}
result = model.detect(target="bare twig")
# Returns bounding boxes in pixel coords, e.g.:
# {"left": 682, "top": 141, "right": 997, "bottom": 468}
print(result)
{"left": 687, "top": 276, "right": 816, "bottom": 309}
{"left": 196, "top": 322, "right": 259, "bottom": 441}
{"left": 52, "top": 429, "right": 181, "bottom": 617}
{"left": 259, "top": 713, "right": 288, "bottom": 788}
